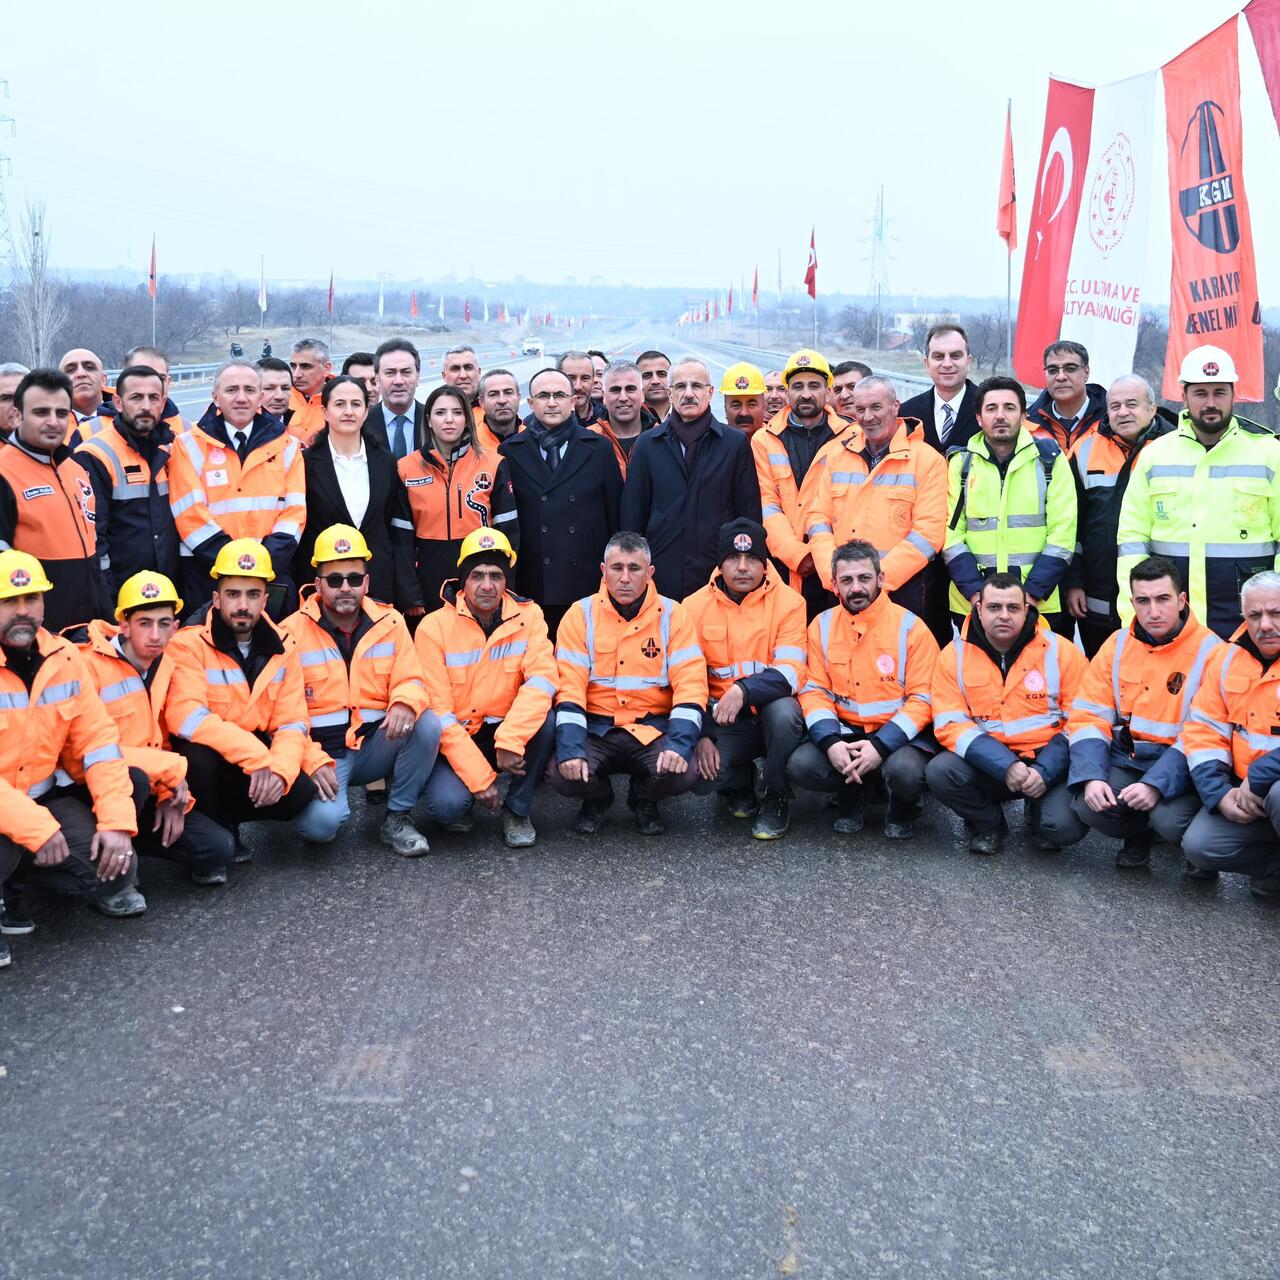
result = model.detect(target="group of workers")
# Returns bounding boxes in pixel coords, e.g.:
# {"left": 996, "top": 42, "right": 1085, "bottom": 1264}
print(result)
{"left": 1, "top": 323, "right": 1279, "bottom": 972}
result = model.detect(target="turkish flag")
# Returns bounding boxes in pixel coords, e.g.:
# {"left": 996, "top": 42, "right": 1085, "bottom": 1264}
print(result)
{"left": 752, "top": 266, "right": 758, "bottom": 308}
{"left": 465, "top": 299, "right": 471, "bottom": 323}
{"left": 1246, "top": 0, "right": 1280, "bottom": 134}
{"left": 1162, "top": 17, "right": 1263, "bottom": 400}
{"left": 997, "top": 103, "right": 1017, "bottom": 250}
{"left": 410, "top": 289, "right": 418, "bottom": 318}
{"left": 327, "top": 270, "right": 334, "bottom": 317}
{"left": 148, "top": 236, "right": 157, "bottom": 300}
{"left": 728, "top": 285, "right": 733, "bottom": 315}
{"left": 1012, "top": 78, "right": 1093, "bottom": 384}
{"left": 804, "top": 229, "right": 817, "bottom": 299}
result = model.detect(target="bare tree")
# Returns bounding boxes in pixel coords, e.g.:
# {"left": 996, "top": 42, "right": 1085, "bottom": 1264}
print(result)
{"left": 218, "top": 284, "right": 261, "bottom": 335}
{"left": 9, "top": 202, "right": 68, "bottom": 366}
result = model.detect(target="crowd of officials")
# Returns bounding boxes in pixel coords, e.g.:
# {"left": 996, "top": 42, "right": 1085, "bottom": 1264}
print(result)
{"left": 1, "top": 325, "right": 1280, "bottom": 970}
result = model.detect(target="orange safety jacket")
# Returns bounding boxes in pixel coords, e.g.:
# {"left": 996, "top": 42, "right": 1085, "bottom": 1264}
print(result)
{"left": 932, "top": 615, "right": 1086, "bottom": 784}
{"left": 167, "top": 409, "right": 306, "bottom": 577}
{"left": 752, "top": 407, "right": 850, "bottom": 586}
{"left": 415, "top": 582, "right": 558, "bottom": 792}
{"left": 68, "top": 619, "right": 189, "bottom": 806}
{"left": 682, "top": 564, "right": 807, "bottom": 703}
{"left": 287, "top": 385, "right": 328, "bottom": 446}
{"left": 554, "top": 583, "right": 708, "bottom": 760}
{"left": 0, "top": 629, "right": 136, "bottom": 851}
{"left": 163, "top": 612, "right": 311, "bottom": 787}
{"left": 0, "top": 438, "right": 107, "bottom": 631}
{"left": 805, "top": 417, "right": 947, "bottom": 594}
{"left": 587, "top": 420, "right": 634, "bottom": 479}
{"left": 1183, "top": 628, "right": 1280, "bottom": 812}
{"left": 1067, "top": 612, "right": 1220, "bottom": 797}
{"left": 280, "top": 592, "right": 429, "bottom": 774}
{"left": 799, "top": 591, "right": 938, "bottom": 754}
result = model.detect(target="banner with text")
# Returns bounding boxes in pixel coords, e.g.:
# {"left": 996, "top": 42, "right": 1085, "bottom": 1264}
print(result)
{"left": 1013, "top": 78, "right": 1094, "bottom": 385}
{"left": 1059, "top": 73, "right": 1157, "bottom": 387}
{"left": 1162, "top": 17, "right": 1263, "bottom": 400}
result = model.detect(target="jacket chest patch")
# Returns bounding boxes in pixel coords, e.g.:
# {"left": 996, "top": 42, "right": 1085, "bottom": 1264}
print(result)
{"left": 641, "top": 638, "right": 660, "bottom": 659}
{"left": 21, "top": 485, "right": 54, "bottom": 500}
{"left": 1167, "top": 672, "right": 1185, "bottom": 694}
{"left": 875, "top": 654, "right": 895, "bottom": 676}
{"left": 1024, "top": 670, "right": 1045, "bottom": 693}
{"left": 406, "top": 476, "right": 432, "bottom": 487}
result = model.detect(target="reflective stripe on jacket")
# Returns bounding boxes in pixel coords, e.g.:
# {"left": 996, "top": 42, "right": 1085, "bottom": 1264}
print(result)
{"left": 799, "top": 591, "right": 938, "bottom": 754}
{"left": 554, "top": 584, "right": 707, "bottom": 760}
{"left": 415, "top": 585, "right": 558, "bottom": 792}
{"left": 0, "top": 629, "right": 135, "bottom": 851}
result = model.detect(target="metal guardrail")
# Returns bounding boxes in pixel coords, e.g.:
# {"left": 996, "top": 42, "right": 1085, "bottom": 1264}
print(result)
{"left": 694, "top": 337, "right": 934, "bottom": 397}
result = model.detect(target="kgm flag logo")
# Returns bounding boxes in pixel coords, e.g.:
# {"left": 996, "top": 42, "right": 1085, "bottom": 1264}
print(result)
{"left": 1178, "top": 100, "right": 1240, "bottom": 255}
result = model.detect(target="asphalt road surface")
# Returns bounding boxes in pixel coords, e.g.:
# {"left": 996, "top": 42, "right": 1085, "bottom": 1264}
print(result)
{"left": 5, "top": 783, "right": 1280, "bottom": 1279}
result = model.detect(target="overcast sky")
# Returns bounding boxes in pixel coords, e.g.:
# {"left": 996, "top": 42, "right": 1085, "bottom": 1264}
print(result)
{"left": 4, "top": 0, "right": 1276, "bottom": 303}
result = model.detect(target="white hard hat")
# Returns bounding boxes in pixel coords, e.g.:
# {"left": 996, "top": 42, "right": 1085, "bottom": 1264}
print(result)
{"left": 1178, "top": 344, "right": 1238, "bottom": 385}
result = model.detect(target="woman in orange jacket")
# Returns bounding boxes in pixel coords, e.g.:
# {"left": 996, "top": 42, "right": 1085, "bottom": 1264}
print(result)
{"left": 398, "top": 386, "right": 519, "bottom": 612}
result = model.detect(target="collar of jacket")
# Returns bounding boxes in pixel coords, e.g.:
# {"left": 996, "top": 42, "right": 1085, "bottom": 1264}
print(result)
{"left": 1174, "top": 412, "right": 1252, "bottom": 446}
{"left": 416, "top": 438, "right": 474, "bottom": 470}
{"left": 0, "top": 626, "right": 66, "bottom": 666}
{"left": 595, "top": 581, "right": 659, "bottom": 624}
{"left": 8, "top": 436, "right": 72, "bottom": 466}
{"left": 969, "top": 425, "right": 1038, "bottom": 465}
{"left": 657, "top": 408, "right": 722, "bottom": 438}
{"left": 1098, "top": 408, "right": 1177, "bottom": 450}
{"left": 711, "top": 562, "right": 780, "bottom": 604}
{"left": 441, "top": 579, "right": 534, "bottom": 615}
{"left": 310, "top": 425, "right": 391, "bottom": 457}
{"left": 1227, "top": 625, "right": 1280, "bottom": 673}
{"left": 1026, "top": 382, "right": 1107, "bottom": 426}
{"left": 963, "top": 606, "right": 1042, "bottom": 671}
{"left": 837, "top": 588, "right": 896, "bottom": 636}
{"left": 206, "top": 608, "right": 285, "bottom": 661}
{"left": 763, "top": 406, "right": 847, "bottom": 440}
{"left": 1131, "top": 607, "right": 1193, "bottom": 649}
{"left": 297, "top": 587, "right": 392, "bottom": 631}
{"left": 576, "top": 399, "right": 605, "bottom": 428}
{"left": 838, "top": 416, "right": 925, "bottom": 457}
{"left": 79, "top": 617, "right": 124, "bottom": 657}
{"left": 116, "top": 415, "right": 175, "bottom": 454}
{"left": 196, "top": 406, "right": 285, "bottom": 449}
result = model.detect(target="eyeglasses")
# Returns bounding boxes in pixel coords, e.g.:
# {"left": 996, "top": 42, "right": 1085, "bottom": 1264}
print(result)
{"left": 670, "top": 381, "right": 710, "bottom": 393}
{"left": 1044, "top": 363, "right": 1083, "bottom": 376}
{"left": 531, "top": 391, "right": 572, "bottom": 403}
{"left": 322, "top": 572, "right": 366, "bottom": 588}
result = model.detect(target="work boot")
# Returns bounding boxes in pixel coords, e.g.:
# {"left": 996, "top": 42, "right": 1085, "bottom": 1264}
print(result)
{"left": 380, "top": 812, "right": 431, "bottom": 857}
{"left": 634, "top": 799, "right": 665, "bottom": 836}
{"left": 833, "top": 788, "right": 864, "bottom": 835}
{"left": 722, "top": 787, "right": 760, "bottom": 820}
{"left": 1249, "top": 876, "right": 1280, "bottom": 899}
{"left": 93, "top": 886, "right": 147, "bottom": 917}
{"left": 1116, "top": 832, "right": 1152, "bottom": 870}
{"left": 502, "top": 807, "right": 537, "bottom": 848}
{"left": 1183, "top": 860, "right": 1218, "bottom": 882}
{"left": 444, "top": 809, "right": 475, "bottom": 834}
{"left": 0, "top": 936, "right": 9, "bottom": 969}
{"left": 752, "top": 790, "right": 790, "bottom": 840}
{"left": 1031, "top": 834, "right": 1064, "bottom": 853}
{"left": 191, "top": 866, "right": 229, "bottom": 887}
{"left": 968, "top": 827, "right": 1003, "bottom": 856}
{"left": 883, "top": 797, "right": 915, "bottom": 840}
{"left": 574, "top": 797, "right": 612, "bottom": 835}
{"left": 0, "top": 897, "right": 35, "bottom": 935}
{"left": 232, "top": 826, "right": 252, "bottom": 864}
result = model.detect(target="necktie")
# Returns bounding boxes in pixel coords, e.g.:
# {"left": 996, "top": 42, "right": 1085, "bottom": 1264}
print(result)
{"left": 940, "top": 402, "right": 955, "bottom": 442}
{"left": 1061, "top": 415, "right": 1078, "bottom": 441}
{"left": 391, "top": 414, "right": 408, "bottom": 459}
{"left": 233, "top": 430, "right": 249, "bottom": 463}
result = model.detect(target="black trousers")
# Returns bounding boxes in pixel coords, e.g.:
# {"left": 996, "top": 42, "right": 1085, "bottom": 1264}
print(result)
{"left": 135, "top": 793, "right": 236, "bottom": 872}
{"left": 1079, "top": 613, "right": 1120, "bottom": 660}
{"left": 696, "top": 697, "right": 806, "bottom": 798}
{"left": 546, "top": 729, "right": 698, "bottom": 804}
{"left": 174, "top": 739, "right": 317, "bottom": 829}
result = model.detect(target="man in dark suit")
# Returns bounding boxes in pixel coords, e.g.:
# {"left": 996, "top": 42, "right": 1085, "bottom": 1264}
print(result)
{"left": 499, "top": 368, "right": 623, "bottom": 638}
{"left": 898, "top": 323, "right": 980, "bottom": 454}
{"left": 621, "top": 356, "right": 762, "bottom": 600}
{"left": 364, "top": 339, "right": 425, "bottom": 460}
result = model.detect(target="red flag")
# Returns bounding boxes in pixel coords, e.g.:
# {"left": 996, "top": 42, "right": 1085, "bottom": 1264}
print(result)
{"left": 327, "top": 270, "right": 334, "bottom": 317}
{"left": 1246, "top": 0, "right": 1280, "bottom": 133}
{"left": 1012, "top": 78, "right": 1093, "bottom": 384}
{"left": 147, "top": 235, "right": 157, "bottom": 300}
{"left": 728, "top": 285, "right": 733, "bottom": 315}
{"left": 410, "top": 288, "right": 418, "bottom": 318}
{"left": 998, "top": 102, "right": 1017, "bottom": 250}
{"left": 752, "top": 266, "right": 758, "bottom": 308}
{"left": 465, "top": 298, "right": 471, "bottom": 324}
{"left": 804, "top": 228, "right": 817, "bottom": 299}
{"left": 1162, "top": 17, "right": 1263, "bottom": 400}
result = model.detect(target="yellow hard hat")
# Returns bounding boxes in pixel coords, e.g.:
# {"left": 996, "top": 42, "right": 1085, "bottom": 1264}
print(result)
{"left": 0, "top": 550, "right": 53, "bottom": 601}
{"left": 210, "top": 538, "right": 275, "bottom": 582}
{"left": 310, "top": 523, "right": 372, "bottom": 568}
{"left": 719, "top": 362, "right": 766, "bottom": 396}
{"left": 783, "top": 348, "right": 833, "bottom": 386}
{"left": 115, "top": 571, "right": 182, "bottom": 621}
{"left": 457, "top": 527, "right": 517, "bottom": 569}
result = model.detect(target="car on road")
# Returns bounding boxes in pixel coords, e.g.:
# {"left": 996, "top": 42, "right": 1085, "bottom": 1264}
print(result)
{"left": 521, "top": 337, "right": 544, "bottom": 356}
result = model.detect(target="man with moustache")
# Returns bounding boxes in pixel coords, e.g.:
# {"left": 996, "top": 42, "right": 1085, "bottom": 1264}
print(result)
{"left": 762, "top": 370, "right": 788, "bottom": 423}
{"left": 75, "top": 364, "right": 180, "bottom": 597}
{"left": 621, "top": 356, "right": 761, "bottom": 599}
{"left": 0, "top": 368, "right": 110, "bottom": 631}
{"left": 637, "top": 350, "right": 672, "bottom": 422}
{"left": 476, "top": 370, "right": 523, "bottom": 450}
{"left": 719, "top": 363, "right": 768, "bottom": 437}
{"left": 829, "top": 360, "right": 872, "bottom": 421}
{"left": 1116, "top": 345, "right": 1280, "bottom": 641}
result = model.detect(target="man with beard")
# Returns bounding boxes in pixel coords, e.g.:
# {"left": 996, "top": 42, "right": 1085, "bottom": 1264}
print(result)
{"left": 163, "top": 538, "right": 317, "bottom": 853}
{"left": 0, "top": 369, "right": 110, "bottom": 630}
{"left": 285, "top": 525, "right": 439, "bottom": 856}
{"left": 0, "top": 549, "right": 143, "bottom": 967}
{"left": 719, "top": 363, "right": 767, "bottom": 437}
{"left": 927, "top": 574, "right": 1087, "bottom": 855}
{"left": 621, "top": 356, "right": 761, "bottom": 598}
{"left": 1116, "top": 344, "right": 1280, "bottom": 640}
{"left": 637, "top": 350, "right": 672, "bottom": 422}
{"left": 762, "top": 370, "right": 788, "bottom": 422}
{"left": 790, "top": 540, "right": 939, "bottom": 839}
{"left": 75, "top": 365, "right": 180, "bottom": 597}
{"left": 752, "top": 348, "right": 848, "bottom": 614}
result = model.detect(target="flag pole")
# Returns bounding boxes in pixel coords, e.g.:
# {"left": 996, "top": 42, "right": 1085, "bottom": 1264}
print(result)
{"left": 1006, "top": 98, "right": 1013, "bottom": 369}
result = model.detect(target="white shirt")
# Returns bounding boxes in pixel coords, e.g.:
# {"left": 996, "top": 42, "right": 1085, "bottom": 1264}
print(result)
{"left": 935, "top": 389, "right": 966, "bottom": 443}
{"left": 329, "top": 437, "right": 370, "bottom": 529}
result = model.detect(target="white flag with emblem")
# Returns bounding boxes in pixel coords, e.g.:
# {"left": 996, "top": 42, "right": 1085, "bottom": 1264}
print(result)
{"left": 1058, "top": 72, "right": 1157, "bottom": 386}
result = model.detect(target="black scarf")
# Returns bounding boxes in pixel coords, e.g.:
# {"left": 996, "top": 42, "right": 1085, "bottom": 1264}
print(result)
{"left": 671, "top": 408, "right": 713, "bottom": 466}
{"left": 526, "top": 418, "right": 575, "bottom": 467}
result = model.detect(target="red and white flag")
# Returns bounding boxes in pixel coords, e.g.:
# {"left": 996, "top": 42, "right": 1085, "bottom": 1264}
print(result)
{"left": 727, "top": 285, "right": 733, "bottom": 315}
{"left": 258, "top": 257, "right": 267, "bottom": 313}
{"left": 326, "top": 270, "right": 334, "bottom": 317}
{"left": 148, "top": 236, "right": 157, "bottom": 300}
{"left": 997, "top": 104, "right": 1017, "bottom": 251}
{"left": 410, "top": 289, "right": 418, "bottom": 318}
{"left": 752, "top": 266, "right": 759, "bottom": 308}
{"left": 1013, "top": 78, "right": 1093, "bottom": 384}
{"left": 803, "top": 229, "right": 817, "bottom": 299}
